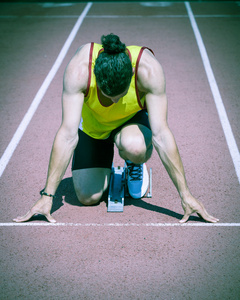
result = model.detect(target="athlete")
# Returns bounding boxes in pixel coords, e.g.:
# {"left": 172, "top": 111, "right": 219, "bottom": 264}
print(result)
{"left": 13, "top": 34, "right": 219, "bottom": 223}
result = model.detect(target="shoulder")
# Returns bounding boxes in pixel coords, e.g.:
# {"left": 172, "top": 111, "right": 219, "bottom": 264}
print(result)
{"left": 63, "top": 43, "right": 92, "bottom": 94}
{"left": 137, "top": 48, "right": 166, "bottom": 95}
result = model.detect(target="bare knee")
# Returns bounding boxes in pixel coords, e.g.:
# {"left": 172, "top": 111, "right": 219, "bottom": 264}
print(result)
{"left": 118, "top": 129, "right": 152, "bottom": 164}
{"left": 75, "top": 190, "right": 103, "bottom": 206}
{"left": 72, "top": 168, "right": 111, "bottom": 206}
{"left": 121, "top": 136, "right": 146, "bottom": 162}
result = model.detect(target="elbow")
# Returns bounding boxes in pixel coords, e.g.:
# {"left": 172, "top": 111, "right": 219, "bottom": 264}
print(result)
{"left": 57, "top": 127, "right": 79, "bottom": 150}
{"left": 67, "top": 132, "right": 79, "bottom": 150}
{"left": 69, "top": 133, "right": 79, "bottom": 150}
{"left": 152, "top": 134, "right": 163, "bottom": 150}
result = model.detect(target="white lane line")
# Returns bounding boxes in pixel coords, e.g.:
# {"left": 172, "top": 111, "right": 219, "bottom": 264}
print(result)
{"left": 1, "top": 15, "right": 240, "bottom": 19}
{"left": 195, "top": 15, "right": 240, "bottom": 18}
{"left": 0, "top": 2, "right": 92, "bottom": 178}
{"left": 140, "top": 2, "right": 173, "bottom": 7}
{"left": 86, "top": 15, "right": 240, "bottom": 18}
{"left": 39, "top": 3, "right": 75, "bottom": 8}
{"left": 185, "top": 2, "right": 240, "bottom": 184}
{"left": 0, "top": 222, "right": 239, "bottom": 227}
{"left": 86, "top": 15, "right": 188, "bottom": 18}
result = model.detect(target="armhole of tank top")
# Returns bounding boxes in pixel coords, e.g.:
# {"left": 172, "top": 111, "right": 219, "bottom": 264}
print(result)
{"left": 84, "top": 42, "right": 94, "bottom": 98}
{"left": 126, "top": 48, "right": 132, "bottom": 62}
{"left": 135, "top": 47, "right": 155, "bottom": 109}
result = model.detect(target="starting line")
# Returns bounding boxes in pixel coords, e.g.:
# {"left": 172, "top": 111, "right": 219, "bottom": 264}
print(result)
{"left": 0, "top": 223, "right": 239, "bottom": 227}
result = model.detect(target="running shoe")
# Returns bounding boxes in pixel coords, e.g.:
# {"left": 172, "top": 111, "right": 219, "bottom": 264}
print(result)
{"left": 125, "top": 160, "right": 149, "bottom": 199}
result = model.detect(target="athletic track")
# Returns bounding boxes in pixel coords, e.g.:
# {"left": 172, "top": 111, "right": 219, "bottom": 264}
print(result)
{"left": 0, "top": 1, "right": 239, "bottom": 299}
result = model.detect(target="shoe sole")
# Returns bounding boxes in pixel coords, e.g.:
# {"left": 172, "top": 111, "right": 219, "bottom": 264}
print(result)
{"left": 141, "top": 163, "right": 149, "bottom": 198}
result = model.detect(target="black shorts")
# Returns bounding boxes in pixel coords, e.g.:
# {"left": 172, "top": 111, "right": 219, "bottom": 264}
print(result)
{"left": 72, "top": 110, "right": 151, "bottom": 171}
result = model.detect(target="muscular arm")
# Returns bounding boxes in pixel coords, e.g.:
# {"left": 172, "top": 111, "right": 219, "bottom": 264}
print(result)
{"left": 45, "top": 45, "right": 90, "bottom": 195}
{"left": 147, "top": 93, "right": 189, "bottom": 199}
{"left": 44, "top": 89, "right": 83, "bottom": 196}
{"left": 13, "top": 44, "right": 90, "bottom": 222}
{"left": 139, "top": 50, "right": 218, "bottom": 223}
{"left": 144, "top": 66, "right": 190, "bottom": 200}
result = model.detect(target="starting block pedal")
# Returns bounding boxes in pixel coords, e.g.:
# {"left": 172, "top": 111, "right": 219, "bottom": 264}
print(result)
{"left": 107, "top": 166, "right": 125, "bottom": 212}
{"left": 107, "top": 164, "right": 152, "bottom": 212}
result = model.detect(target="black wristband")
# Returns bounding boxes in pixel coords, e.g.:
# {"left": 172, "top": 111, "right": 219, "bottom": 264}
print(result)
{"left": 40, "top": 189, "right": 56, "bottom": 199}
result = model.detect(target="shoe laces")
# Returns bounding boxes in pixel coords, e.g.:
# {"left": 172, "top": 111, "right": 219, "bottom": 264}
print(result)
{"left": 127, "top": 162, "right": 143, "bottom": 181}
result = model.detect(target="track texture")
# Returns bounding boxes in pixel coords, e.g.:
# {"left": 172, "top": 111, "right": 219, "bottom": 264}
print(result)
{"left": 0, "top": 2, "right": 239, "bottom": 299}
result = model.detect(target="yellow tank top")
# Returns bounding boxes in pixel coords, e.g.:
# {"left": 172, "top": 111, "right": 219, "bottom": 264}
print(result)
{"left": 80, "top": 43, "right": 153, "bottom": 139}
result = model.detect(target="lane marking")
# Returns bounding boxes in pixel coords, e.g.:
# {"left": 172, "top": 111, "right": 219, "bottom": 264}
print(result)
{"left": 185, "top": 2, "right": 240, "bottom": 184}
{"left": 0, "top": 222, "right": 239, "bottom": 227}
{"left": 140, "top": 2, "right": 172, "bottom": 7}
{"left": 86, "top": 15, "right": 240, "bottom": 19}
{"left": 86, "top": 15, "right": 188, "bottom": 18}
{"left": 0, "top": 2, "right": 93, "bottom": 178}
{"left": 195, "top": 15, "right": 240, "bottom": 18}
{"left": 39, "top": 3, "right": 75, "bottom": 8}
{"left": 1, "top": 15, "right": 240, "bottom": 19}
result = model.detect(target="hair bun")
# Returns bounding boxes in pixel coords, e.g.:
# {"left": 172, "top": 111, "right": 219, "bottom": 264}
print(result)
{"left": 101, "top": 34, "right": 126, "bottom": 54}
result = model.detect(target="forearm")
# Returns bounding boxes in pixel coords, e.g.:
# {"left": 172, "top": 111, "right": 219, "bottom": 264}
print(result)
{"left": 44, "top": 129, "right": 78, "bottom": 195}
{"left": 153, "top": 129, "right": 190, "bottom": 199}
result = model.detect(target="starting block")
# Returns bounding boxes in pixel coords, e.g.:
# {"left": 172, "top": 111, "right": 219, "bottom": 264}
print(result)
{"left": 107, "top": 164, "right": 152, "bottom": 212}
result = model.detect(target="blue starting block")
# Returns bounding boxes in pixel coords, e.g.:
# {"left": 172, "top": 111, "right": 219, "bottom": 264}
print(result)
{"left": 107, "top": 166, "right": 125, "bottom": 212}
{"left": 107, "top": 164, "right": 152, "bottom": 212}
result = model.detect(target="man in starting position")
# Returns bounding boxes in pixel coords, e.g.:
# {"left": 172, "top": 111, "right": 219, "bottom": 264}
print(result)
{"left": 14, "top": 34, "right": 219, "bottom": 223}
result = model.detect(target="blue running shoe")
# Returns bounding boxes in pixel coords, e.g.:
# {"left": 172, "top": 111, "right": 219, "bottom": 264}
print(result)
{"left": 125, "top": 160, "right": 149, "bottom": 199}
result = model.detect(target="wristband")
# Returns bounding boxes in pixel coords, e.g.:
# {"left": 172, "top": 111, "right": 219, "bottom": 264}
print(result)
{"left": 40, "top": 189, "right": 56, "bottom": 199}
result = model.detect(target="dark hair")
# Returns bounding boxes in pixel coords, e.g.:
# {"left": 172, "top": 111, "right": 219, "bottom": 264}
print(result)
{"left": 94, "top": 34, "right": 133, "bottom": 97}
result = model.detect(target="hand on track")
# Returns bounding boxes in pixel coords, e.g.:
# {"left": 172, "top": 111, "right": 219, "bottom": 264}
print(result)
{"left": 180, "top": 195, "right": 219, "bottom": 223}
{"left": 13, "top": 196, "right": 56, "bottom": 223}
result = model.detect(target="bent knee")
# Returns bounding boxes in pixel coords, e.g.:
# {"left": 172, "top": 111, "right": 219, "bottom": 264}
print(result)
{"left": 121, "top": 135, "right": 147, "bottom": 155}
{"left": 119, "top": 135, "right": 153, "bottom": 164}
{"left": 72, "top": 168, "right": 111, "bottom": 206}
{"left": 76, "top": 190, "right": 103, "bottom": 206}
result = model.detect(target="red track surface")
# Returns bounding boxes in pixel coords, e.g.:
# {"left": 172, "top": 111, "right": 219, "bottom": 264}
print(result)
{"left": 0, "top": 2, "right": 239, "bottom": 299}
